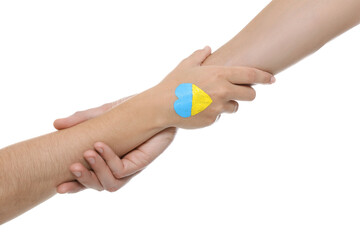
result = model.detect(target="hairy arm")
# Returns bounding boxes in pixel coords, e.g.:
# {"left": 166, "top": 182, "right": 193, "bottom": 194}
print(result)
{"left": 0, "top": 91, "right": 165, "bottom": 223}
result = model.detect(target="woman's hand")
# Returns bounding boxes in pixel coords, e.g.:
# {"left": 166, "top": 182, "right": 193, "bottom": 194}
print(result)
{"left": 153, "top": 46, "right": 275, "bottom": 129}
{"left": 54, "top": 100, "right": 177, "bottom": 193}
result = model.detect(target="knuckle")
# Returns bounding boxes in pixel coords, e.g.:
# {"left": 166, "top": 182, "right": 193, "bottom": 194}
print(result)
{"left": 214, "top": 85, "right": 229, "bottom": 99}
{"left": 213, "top": 69, "right": 225, "bottom": 80}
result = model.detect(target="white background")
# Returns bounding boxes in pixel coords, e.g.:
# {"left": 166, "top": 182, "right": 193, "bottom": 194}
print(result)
{"left": 1, "top": 0, "right": 360, "bottom": 239}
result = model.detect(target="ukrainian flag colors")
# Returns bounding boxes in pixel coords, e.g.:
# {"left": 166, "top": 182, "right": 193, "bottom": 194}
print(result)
{"left": 174, "top": 83, "right": 213, "bottom": 118}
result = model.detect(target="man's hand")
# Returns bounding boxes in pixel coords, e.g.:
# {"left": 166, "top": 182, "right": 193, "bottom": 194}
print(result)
{"left": 54, "top": 98, "right": 176, "bottom": 193}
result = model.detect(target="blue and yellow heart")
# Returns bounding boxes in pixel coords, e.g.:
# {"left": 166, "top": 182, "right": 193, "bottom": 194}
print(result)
{"left": 174, "top": 83, "right": 213, "bottom": 118}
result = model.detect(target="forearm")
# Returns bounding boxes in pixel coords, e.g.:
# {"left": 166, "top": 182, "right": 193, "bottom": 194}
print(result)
{"left": 0, "top": 89, "right": 165, "bottom": 223}
{"left": 203, "top": 0, "right": 360, "bottom": 73}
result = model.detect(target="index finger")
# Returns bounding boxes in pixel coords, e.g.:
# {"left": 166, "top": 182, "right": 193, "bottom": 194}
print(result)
{"left": 216, "top": 66, "right": 275, "bottom": 85}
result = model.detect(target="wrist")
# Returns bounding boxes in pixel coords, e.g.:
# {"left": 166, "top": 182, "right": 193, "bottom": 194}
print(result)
{"left": 143, "top": 84, "right": 178, "bottom": 129}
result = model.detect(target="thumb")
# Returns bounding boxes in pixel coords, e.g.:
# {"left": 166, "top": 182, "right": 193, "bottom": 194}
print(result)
{"left": 183, "top": 46, "right": 212, "bottom": 67}
{"left": 53, "top": 111, "right": 90, "bottom": 130}
{"left": 53, "top": 96, "right": 135, "bottom": 130}
{"left": 53, "top": 105, "right": 108, "bottom": 130}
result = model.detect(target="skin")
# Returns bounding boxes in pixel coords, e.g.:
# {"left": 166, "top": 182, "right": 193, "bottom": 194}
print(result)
{"left": 0, "top": 47, "right": 272, "bottom": 224}
{"left": 54, "top": 102, "right": 178, "bottom": 193}
{"left": 2, "top": 0, "right": 360, "bottom": 224}
{"left": 204, "top": 0, "right": 360, "bottom": 72}
{"left": 59, "top": 0, "right": 360, "bottom": 194}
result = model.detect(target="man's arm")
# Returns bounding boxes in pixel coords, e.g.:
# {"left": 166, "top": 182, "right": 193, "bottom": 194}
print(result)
{"left": 0, "top": 92, "right": 165, "bottom": 223}
{"left": 203, "top": 0, "right": 360, "bottom": 73}
{"left": 52, "top": 100, "right": 177, "bottom": 194}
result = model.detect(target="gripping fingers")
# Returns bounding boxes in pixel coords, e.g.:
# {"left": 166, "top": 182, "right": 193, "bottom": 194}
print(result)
{"left": 227, "top": 85, "right": 257, "bottom": 101}
{"left": 84, "top": 150, "right": 122, "bottom": 192}
{"left": 220, "top": 66, "right": 275, "bottom": 85}
{"left": 94, "top": 142, "right": 143, "bottom": 179}
{"left": 57, "top": 181, "right": 85, "bottom": 194}
{"left": 69, "top": 163, "right": 104, "bottom": 191}
{"left": 94, "top": 142, "right": 124, "bottom": 179}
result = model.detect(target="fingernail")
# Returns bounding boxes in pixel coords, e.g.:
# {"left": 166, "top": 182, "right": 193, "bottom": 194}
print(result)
{"left": 234, "top": 103, "right": 239, "bottom": 113}
{"left": 96, "top": 146, "right": 103, "bottom": 154}
{"left": 88, "top": 157, "right": 95, "bottom": 164}
{"left": 72, "top": 171, "right": 81, "bottom": 177}
{"left": 216, "top": 114, "right": 221, "bottom": 122}
{"left": 270, "top": 76, "right": 276, "bottom": 84}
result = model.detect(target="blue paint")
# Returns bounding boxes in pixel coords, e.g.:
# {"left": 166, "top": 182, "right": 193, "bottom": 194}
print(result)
{"left": 174, "top": 83, "right": 193, "bottom": 118}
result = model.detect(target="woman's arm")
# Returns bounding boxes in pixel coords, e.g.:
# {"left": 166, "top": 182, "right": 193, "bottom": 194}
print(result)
{"left": 204, "top": 0, "right": 360, "bottom": 73}
{"left": 0, "top": 48, "right": 271, "bottom": 224}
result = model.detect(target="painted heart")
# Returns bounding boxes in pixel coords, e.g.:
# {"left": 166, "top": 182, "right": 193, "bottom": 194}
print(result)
{"left": 174, "top": 83, "right": 213, "bottom": 118}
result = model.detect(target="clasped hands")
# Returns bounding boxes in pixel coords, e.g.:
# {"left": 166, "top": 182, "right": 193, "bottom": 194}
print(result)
{"left": 55, "top": 46, "right": 274, "bottom": 194}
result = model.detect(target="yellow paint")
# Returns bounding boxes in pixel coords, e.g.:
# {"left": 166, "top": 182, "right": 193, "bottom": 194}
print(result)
{"left": 191, "top": 84, "right": 212, "bottom": 116}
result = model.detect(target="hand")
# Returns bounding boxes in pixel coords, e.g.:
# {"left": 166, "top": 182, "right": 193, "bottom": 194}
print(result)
{"left": 54, "top": 99, "right": 177, "bottom": 193}
{"left": 53, "top": 96, "right": 133, "bottom": 130}
{"left": 153, "top": 46, "right": 275, "bottom": 129}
